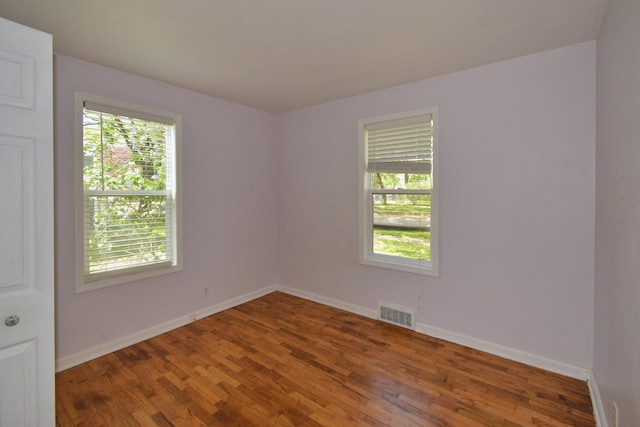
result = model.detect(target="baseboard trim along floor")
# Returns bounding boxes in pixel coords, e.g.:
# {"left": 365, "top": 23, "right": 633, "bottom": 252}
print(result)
{"left": 55, "top": 283, "right": 605, "bottom": 426}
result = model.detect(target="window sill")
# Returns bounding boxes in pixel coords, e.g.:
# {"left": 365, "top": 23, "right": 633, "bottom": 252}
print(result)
{"left": 360, "top": 255, "right": 439, "bottom": 277}
{"left": 75, "top": 264, "right": 183, "bottom": 293}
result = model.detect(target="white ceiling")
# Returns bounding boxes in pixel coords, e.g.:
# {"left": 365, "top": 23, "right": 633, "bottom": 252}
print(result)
{"left": 1, "top": 0, "right": 608, "bottom": 113}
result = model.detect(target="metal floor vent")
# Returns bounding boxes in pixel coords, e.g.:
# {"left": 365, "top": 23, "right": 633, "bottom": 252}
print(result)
{"left": 378, "top": 303, "right": 415, "bottom": 330}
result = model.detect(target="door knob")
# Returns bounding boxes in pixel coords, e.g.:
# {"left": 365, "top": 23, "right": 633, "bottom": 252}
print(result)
{"left": 4, "top": 315, "right": 20, "bottom": 327}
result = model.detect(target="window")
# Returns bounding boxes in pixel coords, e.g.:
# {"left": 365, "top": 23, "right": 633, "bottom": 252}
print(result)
{"left": 359, "top": 108, "right": 439, "bottom": 276}
{"left": 74, "top": 93, "right": 182, "bottom": 292}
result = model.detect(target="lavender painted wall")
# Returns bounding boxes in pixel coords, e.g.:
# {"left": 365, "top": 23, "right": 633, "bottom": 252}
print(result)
{"left": 54, "top": 54, "right": 279, "bottom": 359}
{"left": 54, "top": 42, "right": 597, "bottom": 371}
{"left": 595, "top": 0, "right": 640, "bottom": 424}
{"left": 277, "top": 42, "right": 596, "bottom": 368}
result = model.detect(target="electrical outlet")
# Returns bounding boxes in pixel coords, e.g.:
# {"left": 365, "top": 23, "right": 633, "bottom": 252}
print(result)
{"left": 613, "top": 402, "right": 619, "bottom": 427}
{"left": 203, "top": 286, "right": 209, "bottom": 297}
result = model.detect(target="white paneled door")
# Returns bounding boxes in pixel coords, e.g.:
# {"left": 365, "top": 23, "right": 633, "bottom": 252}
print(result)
{"left": 0, "top": 17, "right": 55, "bottom": 426}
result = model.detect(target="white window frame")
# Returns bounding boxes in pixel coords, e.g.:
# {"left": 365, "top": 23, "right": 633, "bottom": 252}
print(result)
{"left": 359, "top": 108, "right": 439, "bottom": 276}
{"left": 74, "top": 92, "right": 183, "bottom": 293}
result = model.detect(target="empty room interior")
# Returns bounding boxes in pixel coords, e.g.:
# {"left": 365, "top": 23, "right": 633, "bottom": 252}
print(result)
{"left": 0, "top": 0, "right": 638, "bottom": 425}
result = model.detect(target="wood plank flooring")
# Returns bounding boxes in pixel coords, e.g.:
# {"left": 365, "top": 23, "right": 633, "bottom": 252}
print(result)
{"left": 56, "top": 292, "right": 595, "bottom": 426}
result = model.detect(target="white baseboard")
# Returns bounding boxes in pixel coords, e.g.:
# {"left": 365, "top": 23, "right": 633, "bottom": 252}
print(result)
{"left": 415, "top": 323, "right": 592, "bottom": 380}
{"left": 277, "top": 285, "right": 378, "bottom": 320}
{"left": 55, "top": 285, "right": 278, "bottom": 372}
{"left": 197, "top": 285, "right": 278, "bottom": 319}
{"left": 56, "top": 283, "right": 604, "bottom": 427}
{"left": 278, "top": 285, "right": 593, "bottom": 380}
{"left": 420, "top": 321, "right": 605, "bottom": 425}
{"left": 588, "top": 371, "right": 608, "bottom": 427}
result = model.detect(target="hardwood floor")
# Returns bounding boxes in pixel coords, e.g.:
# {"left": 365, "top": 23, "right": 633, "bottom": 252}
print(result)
{"left": 56, "top": 292, "right": 595, "bottom": 426}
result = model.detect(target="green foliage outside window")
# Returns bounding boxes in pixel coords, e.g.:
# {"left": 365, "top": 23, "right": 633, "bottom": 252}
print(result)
{"left": 83, "top": 109, "right": 173, "bottom": 276}
{"left": 371, "top": 172, "right": 432, "bottom": 261}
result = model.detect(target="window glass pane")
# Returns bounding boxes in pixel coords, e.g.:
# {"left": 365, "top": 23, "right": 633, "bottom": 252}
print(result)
{"left": 370, "top": 172, "right": 432, "bottom": 190}
{"left": 81, "top": 103, "right": 176, "bottom": 283}
{"left": 85, "top": 194, "right": 170, "bottom": 275}
{"left": 372, "top": 193, "right": 431, "bottom": 261}
{"left": 83, "top": 109, "right": 169, "bottom": 192}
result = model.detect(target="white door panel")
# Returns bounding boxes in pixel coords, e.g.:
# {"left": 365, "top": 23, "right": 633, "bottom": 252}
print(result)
{"left": 0, "top": 340, "right": 37, "bottom": 427}
{"left": 0, "top": 17, "right": 54, "bottom": 427}
{"left": 0, "top": 135, "right": 34, "bottom": 292}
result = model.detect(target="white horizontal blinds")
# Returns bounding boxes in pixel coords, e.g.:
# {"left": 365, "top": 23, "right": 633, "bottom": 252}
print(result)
{"left": 82, "top": 103, "right": 175, "bottom": 281}
{"left": 366, "top": 114, "right": 433, "bottom": 174}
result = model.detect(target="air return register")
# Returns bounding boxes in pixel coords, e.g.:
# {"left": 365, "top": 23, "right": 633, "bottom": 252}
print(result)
{"left": 378, "top": 303, "right": 415, "bottom": 330}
